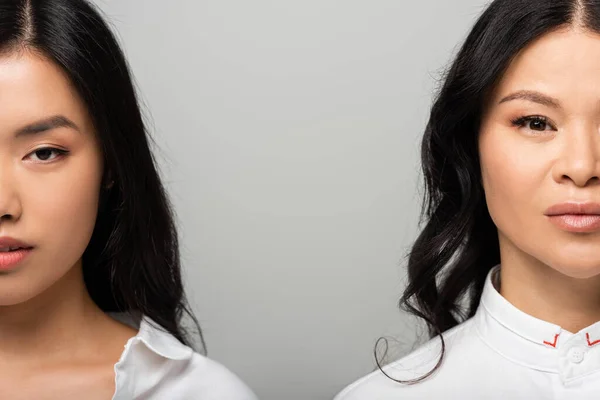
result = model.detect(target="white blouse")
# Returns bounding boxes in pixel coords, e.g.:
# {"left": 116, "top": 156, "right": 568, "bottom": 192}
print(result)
{"left": 334, "top": 264, "right": 600, "bottom": 399}
{"left": 108, "top": 313, "right": 257, "bottom": 400}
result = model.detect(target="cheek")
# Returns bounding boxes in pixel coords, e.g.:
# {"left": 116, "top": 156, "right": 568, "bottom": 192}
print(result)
{"left": 0, "top": 146, "right": 105, "bottom": 306}
{"left": 479, "top": 129, "right": 546, "bottom": 230}
{"left": 479, "top": 129, "right": 600, "bottom": 276}
{"left": 23, "top": 146, "right": 103, "bottom": 255}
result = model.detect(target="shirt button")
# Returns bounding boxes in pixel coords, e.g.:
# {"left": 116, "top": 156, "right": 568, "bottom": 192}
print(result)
{"left": 568, "top": 347, "right": 586, "bottom": 364}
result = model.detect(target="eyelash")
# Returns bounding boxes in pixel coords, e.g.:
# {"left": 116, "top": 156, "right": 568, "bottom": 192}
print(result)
{"left": 25, "top": 147, "right": 69, "bottom": 163}
{"left": 510, "top": 115, "right": 557, "bottom": 133}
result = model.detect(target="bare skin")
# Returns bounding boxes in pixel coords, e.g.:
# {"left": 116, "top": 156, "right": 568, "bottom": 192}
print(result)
{"left": 0, "top": 50, "right": 137, "bottom": 398}
{"left": 480, "top": 26, "right": 600, "bottom": 333}
{"left": 0, "top": 264, "right": 136, "bottom": 399}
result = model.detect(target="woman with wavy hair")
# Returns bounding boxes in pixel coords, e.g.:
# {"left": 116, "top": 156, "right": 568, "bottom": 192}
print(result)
{"left": 0, "top": 0, "right": 256, "bottom": 398}
{"left": 336, "top": 0, "right": 600, "bottom": 398}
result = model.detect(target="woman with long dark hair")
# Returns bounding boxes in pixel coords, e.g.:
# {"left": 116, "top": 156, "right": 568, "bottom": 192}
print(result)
{"left": 0, "top": 0, "right": 257, "bottom": 398}
{"left": 335, "top": 0, "right": 600, "bottom": 398}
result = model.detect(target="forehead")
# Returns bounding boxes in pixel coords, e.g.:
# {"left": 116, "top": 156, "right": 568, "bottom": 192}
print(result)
{"left": 0, "top": 50, "right": 92, "bottom": 131}
{"left": 492, "top": 27, "right": 600, "bottom": 101}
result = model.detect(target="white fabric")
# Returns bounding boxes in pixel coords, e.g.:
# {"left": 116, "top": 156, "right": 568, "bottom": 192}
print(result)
{"left": 107, "top": 314, "right": 257, "bottom": 400}
{"left": 334, "top": 264, "right": 600, "bottom": 399}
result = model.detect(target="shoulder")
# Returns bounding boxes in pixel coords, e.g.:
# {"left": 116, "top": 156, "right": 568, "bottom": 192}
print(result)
{"left": 333, "top": 319, "right": 477, "bottom": 400}
{"left": 129, "top": 342, "right": 258, "bottom": 399}
{"left": 178, "top": 352, "right": 259, "bottom": 400}
{"left": 115, "top": 314, "right": 258, "bottom": 400}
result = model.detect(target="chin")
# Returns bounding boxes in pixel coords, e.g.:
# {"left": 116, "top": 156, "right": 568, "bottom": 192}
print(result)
{"left": 0, "top": 294, "right": 37, "bottom": 307}
{"left": 0, "top": 285, "right": 44, "bottom": 304}
{"left": 0, "top": 279, "right": 52, "bottom": 307}
{"left": 547, "top": 258, "right": 600, "bottom": 280}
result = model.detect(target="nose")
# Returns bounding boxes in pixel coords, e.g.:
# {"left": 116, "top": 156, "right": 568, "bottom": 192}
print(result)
{"left": 552, "top": 125, "right": 600, "bottom": 187}
{"left": 0, "top": 167, "right": 21, "bottom": 222}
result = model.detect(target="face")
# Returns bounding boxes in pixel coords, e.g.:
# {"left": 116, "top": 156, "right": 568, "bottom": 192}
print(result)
{"left": 0, "top": 50, "right": 103, "bottom": 304}
{"left": 480, "top": 27, "right": 600, "bottom": 279}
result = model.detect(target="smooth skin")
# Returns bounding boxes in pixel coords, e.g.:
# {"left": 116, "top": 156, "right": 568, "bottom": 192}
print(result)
{"left": 480, "top": 26, "right": 600, "bottom": 334}
{"left": 0, "top": 50, "right": 136, "bottom": 399}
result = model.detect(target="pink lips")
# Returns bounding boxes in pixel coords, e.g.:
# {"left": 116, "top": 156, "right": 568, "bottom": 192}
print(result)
{"left": 544, "top": 202, "right": 600, "bottom": 233}
{"left": 0, "top": 237, "right": 33, "bottom": 271}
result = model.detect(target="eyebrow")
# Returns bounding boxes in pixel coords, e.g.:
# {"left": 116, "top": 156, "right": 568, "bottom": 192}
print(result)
{"left": 498, "top": 90, "right": 561, "bottom": 109}
{"left": 16, "top": 115, "right": 80, "bottom": 137}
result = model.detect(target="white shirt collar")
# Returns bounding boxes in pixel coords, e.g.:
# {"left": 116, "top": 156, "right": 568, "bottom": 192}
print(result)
{"left": 475, "top": 265, "right": 600, "bottom": 381}
{"left": 108, "top": 313, "right": 257, "bottom": 400}
{"left": 111, "top": 314, "right": 194, "bottom": 399}
{"left": 135, "top": 316, "right": 194, "bottom": 360}
{"left": 107, "top": 311, "right": 193, "bottom": 360}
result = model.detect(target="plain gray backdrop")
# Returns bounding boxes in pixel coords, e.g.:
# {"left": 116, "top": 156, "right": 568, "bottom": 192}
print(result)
{"left": 91, "top": 1, "right": 489, "bottom": 399}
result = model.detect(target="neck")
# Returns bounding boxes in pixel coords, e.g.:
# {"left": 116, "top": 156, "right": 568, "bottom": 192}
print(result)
{"left": 499, "top": 233, "right": 600, "bottom": 333}
{"left": 0, "top": 260, "right": 107, "bottom": 366}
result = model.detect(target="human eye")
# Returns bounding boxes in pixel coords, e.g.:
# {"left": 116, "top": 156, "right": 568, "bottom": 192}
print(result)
{"left": 24, "top": 147, "right": 69, "bottom": 163}
{"left": 510, "top": 115, "right": 557, "bottom": 133}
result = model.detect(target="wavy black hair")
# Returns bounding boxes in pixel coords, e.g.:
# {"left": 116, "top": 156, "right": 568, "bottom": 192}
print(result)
{"left": 377, "top": 0, "right": 596, "bottom": 383}
{"left": 0, "top": 0, "right": 204, "bottom": 352}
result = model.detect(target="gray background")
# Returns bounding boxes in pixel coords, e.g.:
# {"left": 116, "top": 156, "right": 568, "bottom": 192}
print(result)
{"left": 92, "top": 1, "right": 488, "bottom": 399}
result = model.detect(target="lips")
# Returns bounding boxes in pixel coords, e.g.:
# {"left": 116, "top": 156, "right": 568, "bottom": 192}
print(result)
{"left": 544, "top": 202, "right": 600, "bottom": 216}
{"left": 0, "top": 237, "right": 33, "bottom": 249}
{"left": 0, "top": 247, "right": 26, "bottom": 252}
{"left": 545, "top": 202, "right": 600, "bottom": 233}
{"left": 0, "top": 238, "right": 33, "bottom": 271}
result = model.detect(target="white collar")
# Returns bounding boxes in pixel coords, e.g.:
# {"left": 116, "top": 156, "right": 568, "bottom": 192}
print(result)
{"left": 475, "top": 265, "right": 600, "bottom": 380}
{"left": 111, "top": 313, "right": 194, "bottom": 399}
{"left": 107, "top": 311, "right": 193, "bottom": 360}
{"left": 135, "top": 316, "right": 194, "bottom": 360}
